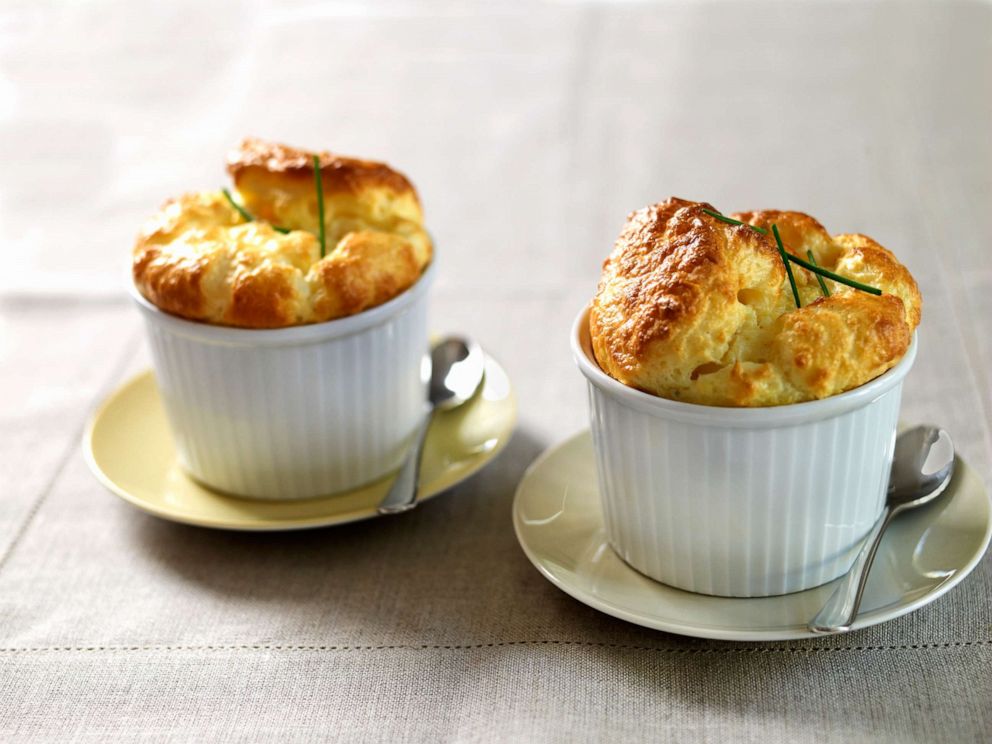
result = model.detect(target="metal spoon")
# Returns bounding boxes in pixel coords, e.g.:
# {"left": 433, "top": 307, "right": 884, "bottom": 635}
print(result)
{"left": 809, "top": 425, "right": 955, "bottom": 633}
{"left": 377, "top": 337, "right": 486, "bottom": 515}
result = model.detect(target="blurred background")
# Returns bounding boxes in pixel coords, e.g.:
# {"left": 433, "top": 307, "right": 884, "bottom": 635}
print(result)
{"left": 1, "top": 0, "right": 989, "bottom": 462}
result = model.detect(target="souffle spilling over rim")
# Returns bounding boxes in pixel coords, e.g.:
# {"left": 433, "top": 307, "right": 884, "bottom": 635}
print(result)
{"left": 132, "top": 138, "right": 433, "bottom": 329}
{"left": 589, "top": 197, "right": 922, "bottom": 407}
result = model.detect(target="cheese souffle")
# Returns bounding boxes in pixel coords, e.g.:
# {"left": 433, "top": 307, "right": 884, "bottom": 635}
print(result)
{"left": 590, "top": 197, "right": 921, "bottom": 407}
{"left": 133, "top": 138, "right": 432, "bottom": 328}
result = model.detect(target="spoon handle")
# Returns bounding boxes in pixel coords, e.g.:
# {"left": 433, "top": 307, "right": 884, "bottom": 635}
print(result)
{"left": 377, "top": 403, "right": 434, "bottom": 515}
{"left": 809, "top": 505, "right": 897, "bottom": 633}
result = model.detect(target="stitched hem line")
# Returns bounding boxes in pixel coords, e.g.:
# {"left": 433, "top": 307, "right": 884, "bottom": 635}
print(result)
{"left": 0, "top": 639, "right": 989, "bottom": 654}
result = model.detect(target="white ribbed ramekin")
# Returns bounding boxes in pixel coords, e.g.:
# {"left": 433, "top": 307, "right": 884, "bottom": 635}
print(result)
{"left": 572, "top": 306, "right": 917, "bottom": 597}
{"left": 132, "top": 263, "right": 435, "bottom": 500}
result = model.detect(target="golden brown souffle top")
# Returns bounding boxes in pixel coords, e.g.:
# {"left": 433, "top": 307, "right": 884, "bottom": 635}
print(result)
{"left": 589, "top": 197, "right": 922, "bottom": 407}
{"left": 132, "top": 138, "right": 432, "bottom": 328}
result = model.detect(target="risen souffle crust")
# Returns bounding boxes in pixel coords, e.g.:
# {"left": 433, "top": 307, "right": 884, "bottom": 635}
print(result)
{"left": 133, "top": 138, "right": 432, "bottom": 328}
{"left": 589, "top": 197, "right": 922, "bottom": 407}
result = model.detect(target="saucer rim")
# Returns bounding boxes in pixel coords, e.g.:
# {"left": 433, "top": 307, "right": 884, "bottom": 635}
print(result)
{"left": 84, "top": 352, "right": 516, "bottom": 531}
{"left": 512, "top": 429, "right": 992, "bottom": 641}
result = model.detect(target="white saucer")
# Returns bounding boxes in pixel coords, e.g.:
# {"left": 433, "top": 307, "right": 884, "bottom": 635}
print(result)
{"left": 513, "top": 430, "right": 991, "bottom": 641}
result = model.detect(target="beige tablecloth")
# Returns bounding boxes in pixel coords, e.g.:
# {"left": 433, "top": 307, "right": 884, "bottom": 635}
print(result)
{"left": 1, "top": 1, "right": 990, "bottom": 741}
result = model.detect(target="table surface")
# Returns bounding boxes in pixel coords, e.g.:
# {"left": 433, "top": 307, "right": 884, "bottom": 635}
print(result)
{"left": 2, "top": 1, "right": 990, "bottom": 742}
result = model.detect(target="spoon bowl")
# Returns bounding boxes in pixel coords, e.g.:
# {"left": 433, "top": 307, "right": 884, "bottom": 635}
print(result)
{"left": 377, "top": 336, "right": 486, "bottom": 514}
{"left": 431, "top": 338, "right": 486, "bottom": 411}
{"left": 888, "top": 426, "right": 955, "bottom": 508}
{"left": 809, "top": 424, "right": 955, "bottom": 633}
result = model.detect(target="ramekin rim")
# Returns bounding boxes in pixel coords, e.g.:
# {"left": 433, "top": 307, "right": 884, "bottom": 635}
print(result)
{"left": 130, "top": 260, "right": 436, "bottom": 346}
{"left": 571, "top": 304, "right": 918, "bottom": 424}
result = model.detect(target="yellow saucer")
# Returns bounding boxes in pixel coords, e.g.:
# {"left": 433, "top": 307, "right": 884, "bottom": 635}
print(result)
{"left": 85, "top": 354, "right": 516, "bottom": 530}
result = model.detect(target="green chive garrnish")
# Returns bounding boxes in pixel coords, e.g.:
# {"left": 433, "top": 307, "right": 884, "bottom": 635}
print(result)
{"left": 786, "top": 251, "right": 881, "bottom": 296}
{"left": 702, "top": 207, "right": 769, "bottom": 235}
{"left": 221, "top": 187, "right": 290, "bottom": 234}
{"left": 807, "top": 250, "right": 831, "bottom": 297}
{"left": 702, "top": 207, "right": 881, "bottom": 298}
{"left": 313, "top": 154, "right": 327, "bottom": 258}
{"left": 221, "top": 187, "right": 254, "bottom": 223}
{"left": 772, "top": 224, "right": 802, "bottom": 308}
